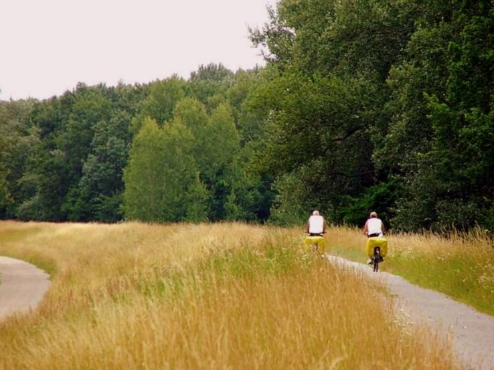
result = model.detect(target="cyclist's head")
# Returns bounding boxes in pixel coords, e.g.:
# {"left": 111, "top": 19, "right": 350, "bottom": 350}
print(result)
{"left": 313, "top": 210, "right": 320, "bottom": 216}
{"left": 370, "top": 211, "right": 377, "bottom": 218}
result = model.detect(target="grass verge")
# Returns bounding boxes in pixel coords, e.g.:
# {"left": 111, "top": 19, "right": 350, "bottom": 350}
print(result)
{"left": 327, "top": 226, "right": 494, "bottom": 316}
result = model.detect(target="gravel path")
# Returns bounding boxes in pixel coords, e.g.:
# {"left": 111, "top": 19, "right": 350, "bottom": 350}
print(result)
{"left": 0, "top": 256, "right": 51, "bottom": 321}
{"left": 326, "top": 255, "right": 494, "bottom": 370}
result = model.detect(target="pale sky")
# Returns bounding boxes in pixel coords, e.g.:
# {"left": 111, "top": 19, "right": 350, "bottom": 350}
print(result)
{"left": 0, "top": 0, "right": 276, "bottom": 101}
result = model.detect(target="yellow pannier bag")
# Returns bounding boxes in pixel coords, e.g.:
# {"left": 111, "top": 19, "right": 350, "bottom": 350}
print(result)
{"left": 303, "top": 236, "right": 326, "bottom": 254}
{"left": 366, "top": 237, "right": 388, "bottom": 258}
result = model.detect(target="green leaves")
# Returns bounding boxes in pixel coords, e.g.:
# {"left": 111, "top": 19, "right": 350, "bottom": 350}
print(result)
{"left": 124, "top": 99, "right": 245, "bottom": 223}
{"left": 130, "top": 76, "right": 186, "bottom": 135}
{"left": 376, "top": 0, "right": 494, "bottom": 231}
{"left": 123, "top": 117, "right": 197, "bottom": 222}
{"left": 248, "top": 0, "right": 494, "bottom": 232}
{"left": 0, "top": 65, "right": 274, "bottom": 224}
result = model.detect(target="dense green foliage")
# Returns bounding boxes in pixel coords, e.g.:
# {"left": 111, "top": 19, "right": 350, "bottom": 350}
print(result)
{"left": 0, "top": 67, "right": 273, "bottom": 223}
{"left": 250, "top": 0, "right": 494, "bottom": 231}
{"left": 1, "top": 0, "right": 493, "bottom": 232}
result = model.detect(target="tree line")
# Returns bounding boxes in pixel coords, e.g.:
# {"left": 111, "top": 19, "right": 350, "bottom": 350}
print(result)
{"left": 1, "top": 0, "right": 493, "bottom": 233}
{"left": 0, "top": 66, "right": 273, "bottom": 223}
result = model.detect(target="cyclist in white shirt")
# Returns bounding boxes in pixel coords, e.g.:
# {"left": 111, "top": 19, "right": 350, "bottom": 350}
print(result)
{"left": 306, "top": 210, "right": 327, "bottom": 236}
{"left": 363, "top": 211, "right": 385, "bottom": 264}
{"left": 363, "top": 211, "right": 384, "bottom": 238}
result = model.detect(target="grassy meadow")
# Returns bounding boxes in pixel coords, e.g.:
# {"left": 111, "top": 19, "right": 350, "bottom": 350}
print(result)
{"left": 0, "top": 221, "right": 460, "bottom": 369}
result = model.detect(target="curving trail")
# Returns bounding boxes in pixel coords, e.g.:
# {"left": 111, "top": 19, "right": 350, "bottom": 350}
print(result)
{"left": 326, "top": 255, "right": 494, "bottom": 370}
{"left": 0, "top": 256, "right": 51, "bottom": 321}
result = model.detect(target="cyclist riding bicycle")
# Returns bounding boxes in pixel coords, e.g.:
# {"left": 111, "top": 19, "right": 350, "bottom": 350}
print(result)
{"left": 306, "top": 210, "right": 327, "bottom": 236}
{"left": 363, "top": 211, "right": 384, "bottom": 238}
{"left": 363, "top": 212, "right": 387, "bottom": 264}
{"left": 304, "top": 210, "right": 327, "bottom": 254}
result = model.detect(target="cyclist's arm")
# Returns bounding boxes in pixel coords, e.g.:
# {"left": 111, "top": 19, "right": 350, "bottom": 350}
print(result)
{"left": 363, "top": 220, "right": 368, "bottom": 235}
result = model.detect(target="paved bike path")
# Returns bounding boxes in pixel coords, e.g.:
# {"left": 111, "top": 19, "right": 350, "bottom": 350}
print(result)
{"left": 0, "top": 256, "right": 51, "bottom": 321}
{"left": 326, "top": 255, "right": 494, "bottom": 370}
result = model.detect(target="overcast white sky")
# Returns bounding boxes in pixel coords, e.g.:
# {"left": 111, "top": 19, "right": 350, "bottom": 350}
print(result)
{"left": 0, "top": 0, "right": 276, "bottom": 101}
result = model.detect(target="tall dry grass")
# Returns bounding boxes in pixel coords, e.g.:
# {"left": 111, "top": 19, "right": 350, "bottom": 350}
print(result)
{"left": 0, "top": 221, "right": 459, "bottom": 369}
{"left": 327, "top": 225, "right": 494, "bottom": 315}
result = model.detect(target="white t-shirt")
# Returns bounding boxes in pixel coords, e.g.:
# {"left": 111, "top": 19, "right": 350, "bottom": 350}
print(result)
{"left": 308, "top": 215, "right": 325, "bottom": 234}
{"left": 367, "top": 218, "right": 383, "bottom": 236}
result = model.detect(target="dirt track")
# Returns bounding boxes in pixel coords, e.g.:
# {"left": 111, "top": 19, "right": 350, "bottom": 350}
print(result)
{"left": 1, "top": 255, "right": 493, "bottom": 369}
{"left": 326, "top": 255, "right": 494, "bottom": 370}
{"left": 0, "top": 256, "right": 51, "bottom": 320}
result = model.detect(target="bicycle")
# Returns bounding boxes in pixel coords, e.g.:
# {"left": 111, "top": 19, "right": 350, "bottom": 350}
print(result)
{"left": 366, "top": 237, "right": 387, "bottom": 272}
{"left": 303, "top": 233, "right": 326, "bottom": 255}
{"left": 371, "top": 246, "right": 383, "bottom": 272}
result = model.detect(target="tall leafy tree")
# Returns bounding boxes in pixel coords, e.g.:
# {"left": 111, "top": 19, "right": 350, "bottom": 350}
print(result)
{"left": 424, "top": 0, "right": 494, "bottom": 230}
{"left": 0, "top": 99, "right": 37, "bottom": 218}
{"left": 67, "top": 111, "right": 132, "bottom": 221}
{"left": 130, "top": 76, "right": 186, "bottom": 134}
{"left": 379, "top": 0, "right": 494, "bottom": 231}
{"left": 188, "top": 63, "right": 234, "bottom": 112}
{"left": 249, "top": 0, "right": 418, "bottom": 223}
{"left": 183, "top": 172, "right": 210, "bottom": 222}
{"left": 51, "top": 85, "right": 113, "bottom": 220}
{"left": 124, "top": 118, "right": 166, "bottom": 221}
{"left": 181, "top": 102, "right": 241, "bottom": 220}
{"left": 197, "top": 103, "right": 240, "bottom": 180}
{"left": 173, "top": 97, "right": 209, "bottom": 134}
{"left": 123, "top": 117, "right": 199, "bottom": 222}
{"left": 16, "top": 92, "right": 79, "bottom": 220}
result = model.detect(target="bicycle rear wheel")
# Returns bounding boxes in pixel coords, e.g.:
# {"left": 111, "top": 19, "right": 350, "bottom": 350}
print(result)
{"left": 373, "top": 258, "right": 379, "bottom": 272}
{"left": 372, "top": 247, "right": 381, "bottom": 272}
